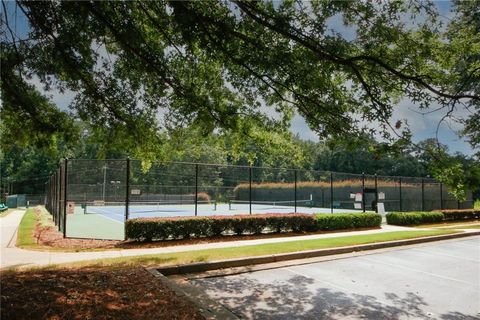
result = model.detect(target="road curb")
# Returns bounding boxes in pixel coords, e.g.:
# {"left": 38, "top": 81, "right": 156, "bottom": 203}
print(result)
{"left": 154, "top": 231, "right": 480, "bottom": 276}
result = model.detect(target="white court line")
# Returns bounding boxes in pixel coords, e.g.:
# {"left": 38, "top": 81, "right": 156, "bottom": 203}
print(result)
{"left": 97, "top": 214, "right": 124, "bottom": 224}
{"left": 358, "top": 256, "right": 475, "bottom": 286}
{"left": 85, "top": 210, "right": 124, "bottom": 224}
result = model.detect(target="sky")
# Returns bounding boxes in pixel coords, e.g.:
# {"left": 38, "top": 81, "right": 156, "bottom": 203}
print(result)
{"left": 3, "top": 1, "right": 476, "bottom": 156}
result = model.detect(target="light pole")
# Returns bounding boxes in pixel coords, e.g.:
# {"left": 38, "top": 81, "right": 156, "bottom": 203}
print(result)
{"left": 111, "top": 180, "right": 121, "bottom": 201}
{"left": 102, "top": 165, "right": 107, "bottom": 201}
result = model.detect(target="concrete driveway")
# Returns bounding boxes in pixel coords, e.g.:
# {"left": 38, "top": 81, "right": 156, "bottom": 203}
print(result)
{"left": 191, "top": 237, "right": 480, "bottom": 319}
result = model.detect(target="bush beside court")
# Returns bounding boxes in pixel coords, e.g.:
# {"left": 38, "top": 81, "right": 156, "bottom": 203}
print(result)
{"left": 125, "top": 212, "right": 382, "bottom": 241}
{"left": 387, "top": 209, "right": 480, "bottom": 226}
{"left": 438, "top": 209, "right": 480, "bottom": 221}
{"left": 316, "top": 213, "right": 382, "bottom": 230}
{"left": 386, "top": 212, "right": 444, "bottom": 226}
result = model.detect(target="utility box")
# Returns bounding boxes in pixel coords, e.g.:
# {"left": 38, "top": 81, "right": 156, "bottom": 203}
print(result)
{"left": 6, "top": 195, "right": 17, "bottom": 208}
{"left": 17, "top": 194, "right": 27, "bottom": 207}
{"left": 5, "top": 194, "right": 27, "bottom": 208}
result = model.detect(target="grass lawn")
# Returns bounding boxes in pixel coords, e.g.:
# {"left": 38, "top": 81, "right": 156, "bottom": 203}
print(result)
{"left": 44, "top": 229, "right": 459, "bottom": 270}
{"left": 453, "top": 225, "right": 480, "bottom": 229}
{"left": 415, "top": 220, "right": 480, "bottom": 229}
{"left": 16, "top": 208, "right": 37, "bottom": 247}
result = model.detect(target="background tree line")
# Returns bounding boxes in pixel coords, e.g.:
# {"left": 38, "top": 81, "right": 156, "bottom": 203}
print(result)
{"left": 1, "top": 121, "right": 478, "bottom": 200}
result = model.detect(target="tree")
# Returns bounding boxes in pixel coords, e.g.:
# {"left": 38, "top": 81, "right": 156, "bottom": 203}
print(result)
{"left": 3, "top": 1, "right": 479, "bottom": 147}
{"left": 1, "top": 1, "right": 479, "bottom": 197}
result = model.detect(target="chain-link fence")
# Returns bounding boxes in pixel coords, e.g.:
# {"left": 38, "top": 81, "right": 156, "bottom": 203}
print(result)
{"left": 44, "top": 159, "right": 475, "bottom": 240}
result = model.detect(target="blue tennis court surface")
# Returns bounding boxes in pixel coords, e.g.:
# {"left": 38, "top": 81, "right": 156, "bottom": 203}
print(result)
{"left": 84, "top": 203, "right": 361, "bottom": 222}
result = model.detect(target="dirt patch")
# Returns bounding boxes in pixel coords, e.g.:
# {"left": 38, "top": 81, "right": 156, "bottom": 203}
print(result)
{"left": 0, "top": 266, "right": 204, "bottom": 320}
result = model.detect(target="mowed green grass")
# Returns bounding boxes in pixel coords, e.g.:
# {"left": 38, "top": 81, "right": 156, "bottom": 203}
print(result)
{"left": 415, "top": 220, "right": 480, "bottom": 229}
{"left": 16, "top": 208, "right": 37, "bottom": 247}
{"left": 49, "top": 229, "right": 459, "bottom": 269}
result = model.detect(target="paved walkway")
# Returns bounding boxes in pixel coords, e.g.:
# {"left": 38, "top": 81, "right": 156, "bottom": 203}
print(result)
{"left": 0, "top": 209, "right": 469, "bottom": 269}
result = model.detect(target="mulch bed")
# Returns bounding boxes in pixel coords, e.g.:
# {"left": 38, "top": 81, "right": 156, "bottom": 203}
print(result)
{"left": 0, "top": 267, "right": 204, "bottom": 320}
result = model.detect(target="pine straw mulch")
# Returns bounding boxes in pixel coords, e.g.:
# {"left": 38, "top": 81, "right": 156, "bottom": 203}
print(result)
{"left": 0, "top": 266, "right": 204, "bottom": 320}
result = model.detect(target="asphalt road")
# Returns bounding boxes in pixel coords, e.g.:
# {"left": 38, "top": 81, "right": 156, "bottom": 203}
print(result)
{"left": 191, "top": 237, "right": 480, "bottom": 319}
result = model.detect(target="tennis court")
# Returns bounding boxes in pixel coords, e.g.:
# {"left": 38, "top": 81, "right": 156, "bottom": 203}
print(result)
{"left": 46, "top": 159, "right": 472, "bottom": 240}
{"left": 65, "top": 200, "right": 360, "bottom": 240}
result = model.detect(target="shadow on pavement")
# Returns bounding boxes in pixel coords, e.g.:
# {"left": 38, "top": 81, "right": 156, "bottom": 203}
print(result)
{"left": 193, "top": 273, "right": 477, "bottom": 320}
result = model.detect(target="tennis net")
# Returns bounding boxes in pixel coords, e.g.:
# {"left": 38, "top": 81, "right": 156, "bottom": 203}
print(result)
{"left": 83, "top": 200, "right": 217, "bottom": 215}
{"left": 228, "top": 199, "right": 313, "bottom": 210}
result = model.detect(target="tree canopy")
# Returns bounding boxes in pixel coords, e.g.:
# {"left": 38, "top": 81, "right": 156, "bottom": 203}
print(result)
{"left": 1, "top": 0, "right": 479, "bottom": 198}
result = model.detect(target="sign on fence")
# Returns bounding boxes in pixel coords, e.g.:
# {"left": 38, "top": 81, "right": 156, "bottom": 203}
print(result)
{"left": 67, "top": 201, "right": 75, "bottom": 214}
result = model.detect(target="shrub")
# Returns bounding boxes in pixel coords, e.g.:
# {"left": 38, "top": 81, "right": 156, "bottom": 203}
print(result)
{"left": 386, "top": 212, "right": 444, "bottom": 226}
{"left": 125, "top": 213, "right": 316, "bottom": 241}
{"left": 437, "top": 209, "right": 480, "bottom": 221}
{"left": 286, "top": 214, "right": 318, "bottom": 232}
{"left": 125, "top": 212, "right": 384, "bottom": 241}
{"left": 196, "top": 192, "right": 211, "bottom": 203}
{"left": 315, "top": 213, "right": 382, "bottom": 230}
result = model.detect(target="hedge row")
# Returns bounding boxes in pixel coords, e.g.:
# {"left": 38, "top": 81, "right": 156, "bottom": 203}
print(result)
{"left": 316, "top": 213, "right": 382, "bottom": 230}
{"left": 125, "top": 212, "right": 382, "bottom": 241}
{"left": 386, "top": 212, "right": 444, "bottom": 225}
{"left": 438, "top": 209, "right": 480, "bottom": 221}
{"left": 386, "top": 209, "right": 480, "bottom": 226}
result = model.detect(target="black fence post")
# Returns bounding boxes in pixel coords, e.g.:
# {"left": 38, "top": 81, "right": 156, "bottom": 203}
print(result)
{"left": 399, "top": 177, "right": 403, "bottom": 212}
{"left": 63, "top": 158, "right": 68, "bottom": 238}
{"left": 249, "top": 166, "right": 252, "bottom": 215}
{"left": 439, "top": 182, "right": 443, "bottom": 210}
{"left": 195, "top": 164, "right": 199, "bottom": 216}
{"left": 362, "top": 172, "right": 365, "bottom": 213}
{"left": 322, "top": 188, "right": 325, "bottom": 208}
{"left": 52, "top": 173, "right": 56, "bottom": 224}
{"left": 125, "top": 158, "right": 130, "bottom": 221}
{"left": 330, "top": 172, "right": 333, "bottom": 214}
{"left": 374, "top": 173, "right": 378, "bottom": 213}
{"left": 421, "top": 178, "right": 425, "bottom": 211}
{"left": 294, "top": 170, "right": 297, "bottom": 213}
{"left": 57, "top": 169, "right": 60, "bottom": 231}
